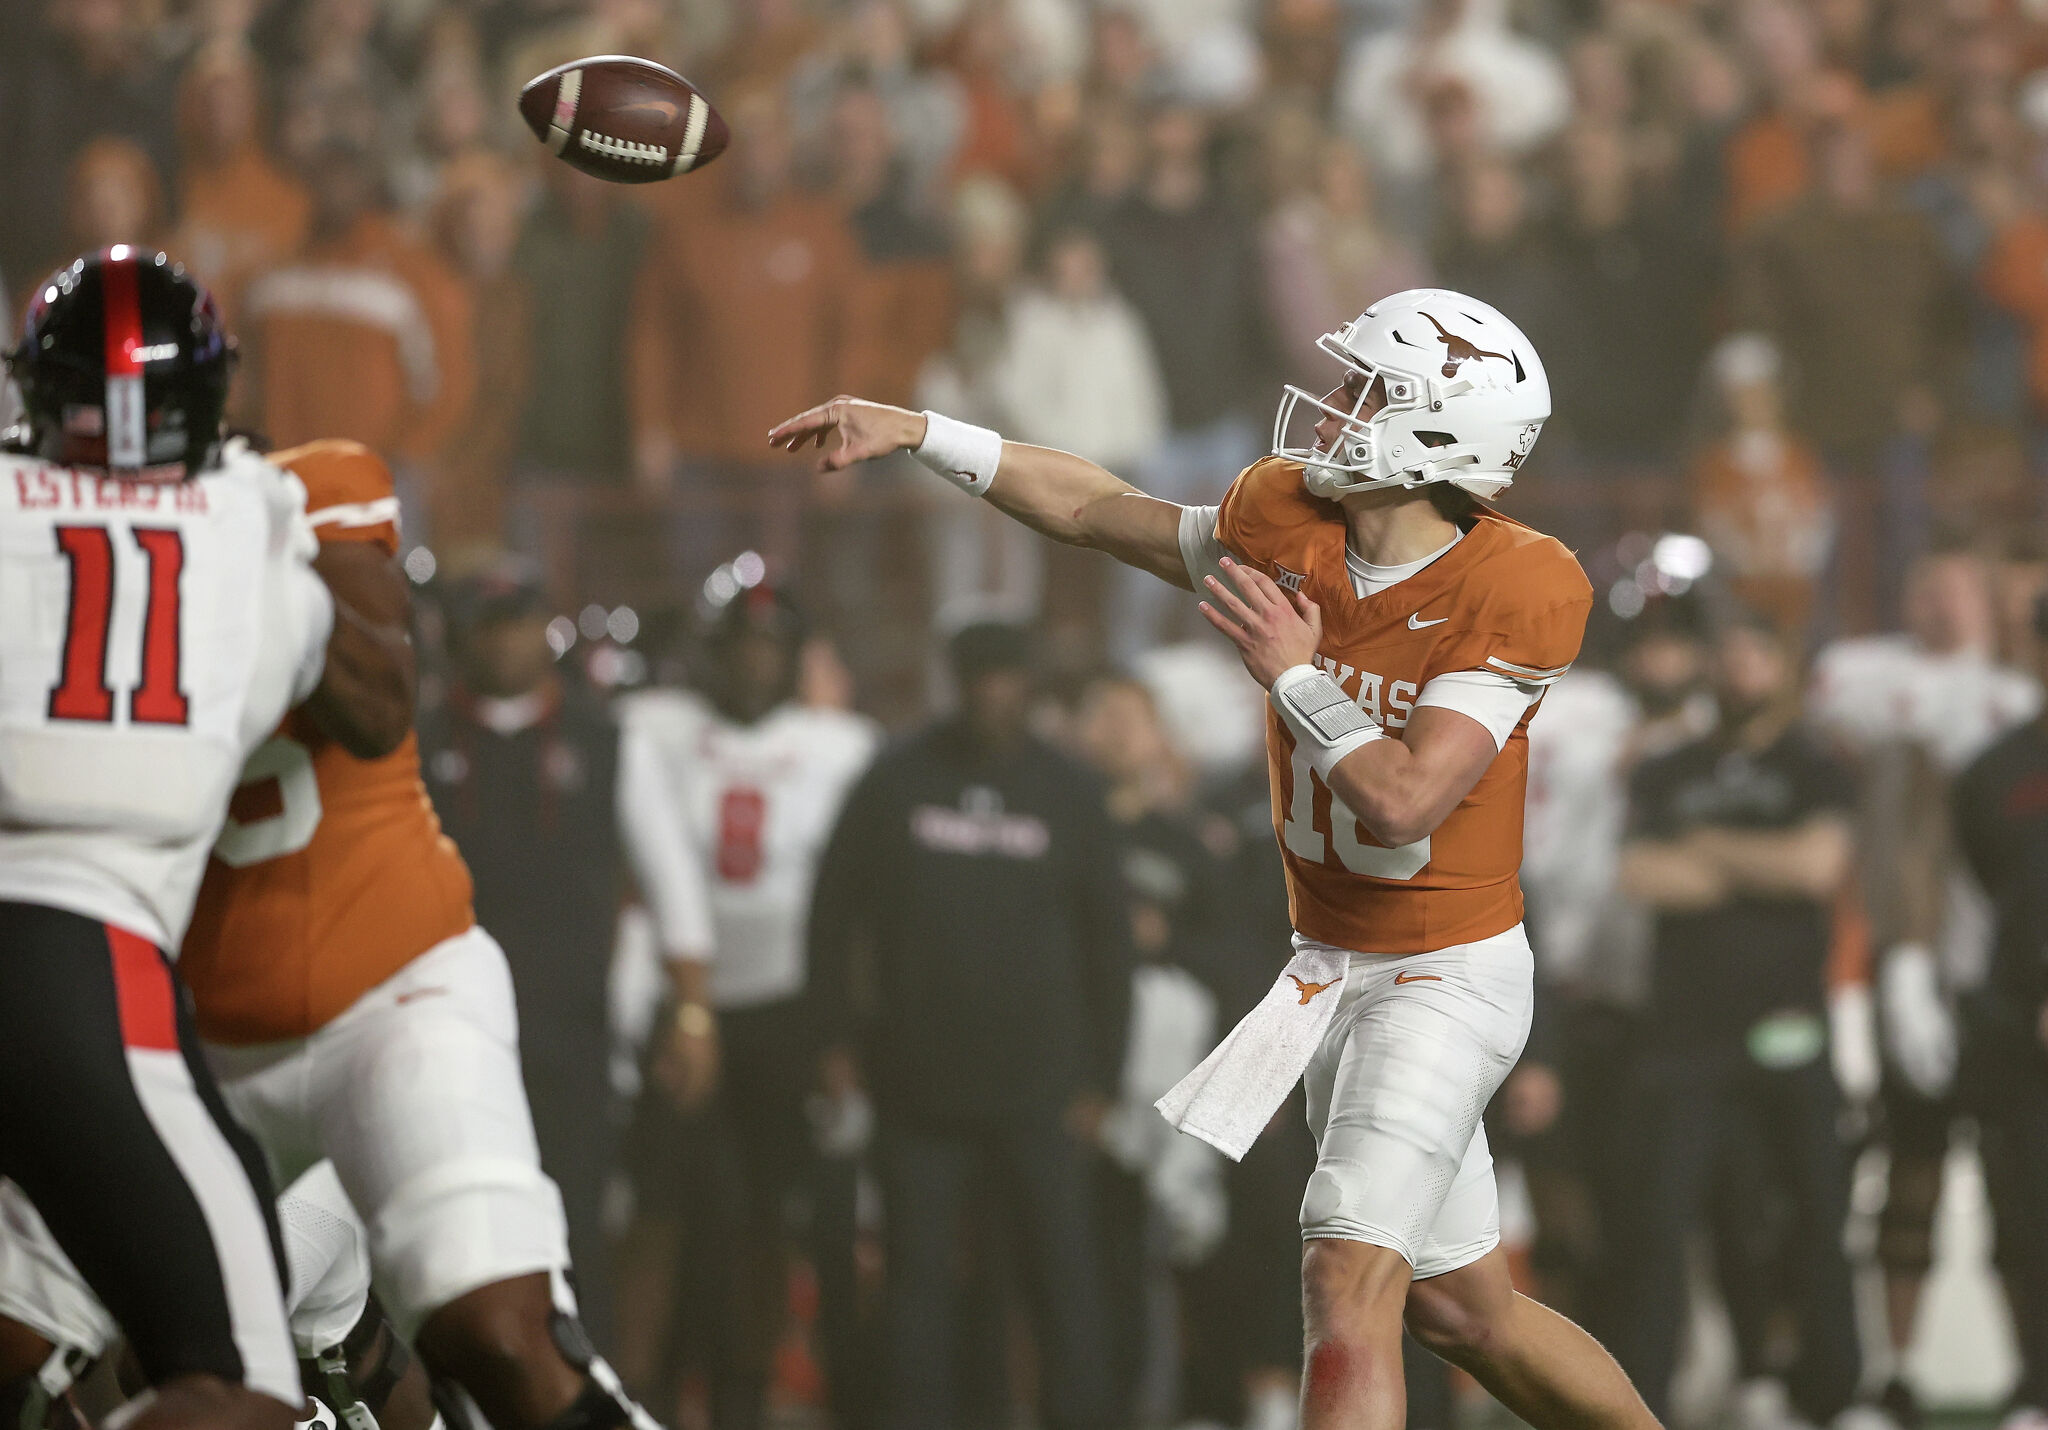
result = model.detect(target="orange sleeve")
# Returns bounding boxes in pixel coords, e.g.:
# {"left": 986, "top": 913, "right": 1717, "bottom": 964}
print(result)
{"left": 1215, "top": 456, "right": 1322, "bottom": 567}
{"left": 1440, "top": 537, "right": 1592, "bottom": 685}
{"left": 275, "top": 440, "right": 402, "bottom": 555}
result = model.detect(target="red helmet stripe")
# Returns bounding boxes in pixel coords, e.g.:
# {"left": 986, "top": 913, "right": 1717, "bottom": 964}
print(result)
{"left": 100, "top": 246, "right": 143, "bottom": 377}
{"left": 99, "top": 247, "right": 148, "bottom": 466}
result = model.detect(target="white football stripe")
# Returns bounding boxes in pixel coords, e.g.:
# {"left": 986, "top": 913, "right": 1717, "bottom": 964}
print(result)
{"left": 547, "top": 67, "right": 582, "bottom": 155}
{"left": 126, "top": 1047, "right": 300, "bottom": 1403}
{"left": 670, "top": 93, "right": 709, "bottom": 176}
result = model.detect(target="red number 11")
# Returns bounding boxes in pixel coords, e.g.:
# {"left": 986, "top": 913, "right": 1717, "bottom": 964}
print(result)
{"left": 49, "top": 524, "right": 189, "bottom": 726}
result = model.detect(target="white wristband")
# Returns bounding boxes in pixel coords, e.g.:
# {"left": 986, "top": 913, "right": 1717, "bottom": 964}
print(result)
{"left": 1271, "top": 663, "right": 1384, "bottom": 781}
{"left": 913, "top": 411, "right": 1004, "bottom": 496}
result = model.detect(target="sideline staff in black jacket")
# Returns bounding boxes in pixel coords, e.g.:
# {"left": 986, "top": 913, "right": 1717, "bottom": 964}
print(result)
{"left": 808, "top": 620, "right": 1130, "bottom": 1430}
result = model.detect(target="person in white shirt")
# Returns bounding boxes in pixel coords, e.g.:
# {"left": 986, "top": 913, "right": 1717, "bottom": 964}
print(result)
{"left": 1808, "top": 542, "right": 2042, "bottom": 1429}
{"left": 994, "top": 228, "right": 1168, "bottom": 477}
{"left": 613, "top": 572, "right": 879, "bottom": 1430}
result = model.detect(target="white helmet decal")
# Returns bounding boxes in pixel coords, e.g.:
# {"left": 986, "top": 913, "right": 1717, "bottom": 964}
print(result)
{"left": 1272, "top": 289, "right": 1551, "bottom": 502}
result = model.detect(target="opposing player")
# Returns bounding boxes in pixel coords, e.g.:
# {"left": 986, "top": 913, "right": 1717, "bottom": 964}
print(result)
{"left": 613, "top": 574, "right": 878, "bottom": 1425}
{"left": 769, "top": 290, "right": 1659, "bottom": 1430}
{"left": 0, "top": 248, "right": 343, "bottom": 1430}
{"left": 0, "top": 371, "right": 686, "bottom": 1423}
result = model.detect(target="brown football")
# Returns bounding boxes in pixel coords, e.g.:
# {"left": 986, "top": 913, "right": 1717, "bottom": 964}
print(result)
{"left": 517, "top": 56, "right": 728, "bottom": 184}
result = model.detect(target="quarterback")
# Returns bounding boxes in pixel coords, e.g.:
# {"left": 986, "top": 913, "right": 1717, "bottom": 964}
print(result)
{"left": 769, "top": 290, "right": 1658, "bottom": 1430}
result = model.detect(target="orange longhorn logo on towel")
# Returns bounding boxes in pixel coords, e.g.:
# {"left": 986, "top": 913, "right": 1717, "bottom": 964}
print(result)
{"left": 1289, "top": 975, "right": 1338, "bottom": 1005}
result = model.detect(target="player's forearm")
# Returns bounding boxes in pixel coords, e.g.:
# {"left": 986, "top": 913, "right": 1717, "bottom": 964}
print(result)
{"left": 304, "top": 543, "right": 416, "bottom": 759}
{"left": 306, "top": 596, "right": 414, "bottom": 758}
{"left": 1690, "top": 820, "right": 1851, "bottom": 900}
{"left": 667, "top": 954, "right": 712, "bottom": 1009}
{"left": 987, "top": 442, "right": 1193, "bottom": 587}
{"left": 1617, "top": 841, "right": 1730, "bottom": 909}
{"left": 1324, "top": 740, "right": 1460, "bottom": 849}
{"left": 771, "top": 399, "right": 1191, "bottom": 586}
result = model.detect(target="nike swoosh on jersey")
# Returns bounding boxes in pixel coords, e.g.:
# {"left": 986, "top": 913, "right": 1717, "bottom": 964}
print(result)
{"left": 1408, "top": 613, "right": 1449, "bottom": 629}
{"left": 1392, "top": 971, "right": 1442, "bottom": 984}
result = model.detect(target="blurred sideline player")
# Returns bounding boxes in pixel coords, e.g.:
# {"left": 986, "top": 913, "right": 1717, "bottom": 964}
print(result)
{"left": 0, "top": 248, "right": 354, "bottom": 1430}
{"left": 613, "top": 572, "right": 878, "bottom": 1429}
{"left": 0, "top": 1164, "right": 437, "bottom": 1430}
{"left": 1, "top": 393, "right": 695, "bottom": 1425}
{"left": 1808, "top": 544, "right": 2041, "bottom": 1428}
{"left": 769, "top": 289, "right": 1658, "bottom": 1430}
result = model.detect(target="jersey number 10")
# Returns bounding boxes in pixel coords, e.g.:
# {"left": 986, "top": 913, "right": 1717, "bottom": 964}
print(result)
{"left": 48, "top": 524, "right": 189, "bottom": 726}
{"left": 1283, "top": 747, "right": 1431, "bottom": 880}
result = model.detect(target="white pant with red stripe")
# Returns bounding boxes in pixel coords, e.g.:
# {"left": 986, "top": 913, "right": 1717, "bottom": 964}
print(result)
{"left": 0, "top": 902, "right": 299, "bottom": 1406}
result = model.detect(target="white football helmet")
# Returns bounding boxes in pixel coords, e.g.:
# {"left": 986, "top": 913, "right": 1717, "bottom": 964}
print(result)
{"left": 1273, "top": 288, "right": 1550, "bottom": 501}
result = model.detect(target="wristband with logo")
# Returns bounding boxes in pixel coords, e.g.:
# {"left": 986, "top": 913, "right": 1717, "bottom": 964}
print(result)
{"left": 1271, "top": 664, "right": 1384, "bottom": 781}
{"left": 912, "top": 411, "right": 1004, "bottom": 496}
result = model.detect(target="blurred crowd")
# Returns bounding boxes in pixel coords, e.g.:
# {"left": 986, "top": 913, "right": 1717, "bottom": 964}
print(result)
{"left": 12, "top": 0, "right": 2048, "bottom": 1427}
{"left": 11, "top": 0, "right": 2048, "bottom": 650}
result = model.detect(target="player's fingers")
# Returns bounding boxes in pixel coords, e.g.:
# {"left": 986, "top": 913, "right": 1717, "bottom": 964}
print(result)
{"left": 1197, "top": 601, "right": 1252, "bottom": 646}
{"left": 1220, "top": 557, "right": 1283, "bottom": 612}
{"left": 1202, "top": 572, "right": 1259, "bottom": 628}
{"left": 766, "top": 407, "right": 829, "bottom": 444}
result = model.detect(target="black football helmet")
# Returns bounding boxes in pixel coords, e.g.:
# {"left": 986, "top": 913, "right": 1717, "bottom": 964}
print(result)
{"left": 4, "top": 247, "right": 234, "bottom": 477}
{"left": 700, "top": 554, "right": 808, "bottom": 721}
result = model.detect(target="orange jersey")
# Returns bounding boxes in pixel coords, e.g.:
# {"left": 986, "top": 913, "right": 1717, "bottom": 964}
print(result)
{"left": 1213, "top": 457, "right": 1591, "bottom": 954}
{"left": 180, "top": 440, "right": 474, "bottom": 1044}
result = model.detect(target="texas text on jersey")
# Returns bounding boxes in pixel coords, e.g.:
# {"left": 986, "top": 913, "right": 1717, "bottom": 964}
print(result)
{"left": 1193, "top": 455, "right": 1591, "bottom": 954}
{"left": 180, "top": 440, "right": 474, "bottom": 1044}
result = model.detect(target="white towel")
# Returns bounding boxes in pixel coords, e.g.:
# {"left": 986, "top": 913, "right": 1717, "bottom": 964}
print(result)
{"left": 1154, "top": 944, "right": 1349, "bottom": 1161}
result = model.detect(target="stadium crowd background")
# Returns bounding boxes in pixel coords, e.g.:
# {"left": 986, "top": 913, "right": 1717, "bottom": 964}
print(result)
{"left": 7, "top": 1, "right": 2048, "bottom": 1429}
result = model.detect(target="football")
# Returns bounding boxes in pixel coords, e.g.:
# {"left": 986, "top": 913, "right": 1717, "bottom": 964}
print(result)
{"left": 517, "top": 56, "right": 728, "bottom": 185}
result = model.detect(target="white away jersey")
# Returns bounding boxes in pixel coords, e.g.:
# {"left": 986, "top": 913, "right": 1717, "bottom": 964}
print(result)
{"left": 0, "top": 441, "right": 333, "bottom": 949}
{"left": 621, "top": 691, "right": 880, "bottom": 1009}
{"left": 1809, "top": 634, "right": 2040, "bottom": 772}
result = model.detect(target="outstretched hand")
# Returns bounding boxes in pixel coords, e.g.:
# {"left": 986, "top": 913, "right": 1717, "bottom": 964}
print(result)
{"left": 768, "top": 396, "right": 926, "bottom": 472}
{"left": 1199, "top": 557, "right": 1323, "bottom": 689}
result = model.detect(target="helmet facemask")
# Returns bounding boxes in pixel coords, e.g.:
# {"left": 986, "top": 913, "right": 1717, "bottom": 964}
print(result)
{"left": 1273, "top": 330, "right": 1435, "bottom": 500}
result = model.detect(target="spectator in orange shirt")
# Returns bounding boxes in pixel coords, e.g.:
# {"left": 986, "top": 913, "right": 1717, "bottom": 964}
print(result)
{"left": 0, "top": 0, "right": 181, "bottom": 287}
{"left": 831, "top": 79, "right": 955, "bottom": 410}
{"left": 1981, "top": 203, "right": 2048, "bottom": 425}
{"left": 429, "top": 151, "right": 531, "bottom": 552}
{"left": 16, "top": 135, "right": 167, "bottom": 312}
{"left": 937, "top": 4, "right": 1042, "bottom": 194}
{"left": 1722, "top": 3, "right": 1861, "bottom": 235}
{"left": 63, "top": 136, "right": 167, "bottom": 257}
{"left": 168, "top": 40, "right": 311, "bottom": 322}
{"left": 630, "top": 87, "right": 856, "bottom": 485}
{"left": 1688, "top": 334, "right": 1836, "bottom": 639}
{"left": 239, "top": 137, "right": 475, "bottom": 509}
